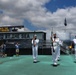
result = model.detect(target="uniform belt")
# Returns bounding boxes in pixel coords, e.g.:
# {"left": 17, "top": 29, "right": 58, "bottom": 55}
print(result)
{"left": 53, "top": 45, "right": 57, "bottom": 46}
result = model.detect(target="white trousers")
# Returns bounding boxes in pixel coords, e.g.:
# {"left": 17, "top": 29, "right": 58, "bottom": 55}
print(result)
{"left": 57, "top": 46, "right": 60, "bottom": 59}
{"left": 74, "top": 45, "right": 76, "bottom": 59}
{"left": 32, "top": 46, "right": 38, "bottom": 60}
{"left": 52, "top": 46, "right": 60, "bottom": 64}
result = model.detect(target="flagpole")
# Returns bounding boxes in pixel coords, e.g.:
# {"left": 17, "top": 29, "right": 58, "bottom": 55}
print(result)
{"left": 64, "top": 18, "right": 67, "bottom": 32}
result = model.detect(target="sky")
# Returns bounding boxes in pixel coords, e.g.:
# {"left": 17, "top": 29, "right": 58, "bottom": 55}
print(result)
{"left": 0, "top": 0, "right": 76, "bottom": 39}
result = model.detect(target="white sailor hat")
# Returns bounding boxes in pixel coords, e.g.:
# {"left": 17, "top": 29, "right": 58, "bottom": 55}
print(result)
{"left": 34, "top": 34, "right": 37, "bottom": 36}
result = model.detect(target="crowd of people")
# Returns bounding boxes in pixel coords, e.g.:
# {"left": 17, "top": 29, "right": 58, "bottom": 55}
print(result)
{"left": 0, "top": 42, "right": 20, "bottom": 57}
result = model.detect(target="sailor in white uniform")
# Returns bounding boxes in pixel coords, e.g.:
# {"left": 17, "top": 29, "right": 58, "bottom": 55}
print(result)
{"left": 52, "top": 33, "right": 62, "bottom": 66}
{"left": 73, "top": 36, "right": 76, "bottom": 60}
{"left": 32, "top": 34, "right": 39, "bottom": 63}
{"left": 57, "top": 39, "right": 63, "bottom": 61}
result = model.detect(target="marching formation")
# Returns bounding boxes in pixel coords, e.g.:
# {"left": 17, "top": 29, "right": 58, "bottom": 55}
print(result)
{"left": 0, "top": 33, "right": 76, "bottom": 67}
{"left": 31, "top": 33, "right": 76, "bottom": 66}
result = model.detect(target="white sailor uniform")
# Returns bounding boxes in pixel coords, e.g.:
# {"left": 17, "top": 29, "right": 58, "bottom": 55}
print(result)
{"left": 73, "top": 38, "right": 76, "bottom": 59}
{"left": 32, "top": 39, "right": 39, "bottom": 62}
{"left": 52, "top": 37, "right": 61, "bottom": 65}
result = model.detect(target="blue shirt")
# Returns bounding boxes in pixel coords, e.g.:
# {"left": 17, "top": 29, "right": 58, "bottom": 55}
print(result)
{"left": 15, "top": 44, "right": 19, "bottom": 49}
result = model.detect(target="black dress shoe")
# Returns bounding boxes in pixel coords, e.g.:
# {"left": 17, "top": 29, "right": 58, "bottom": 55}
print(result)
{"left": 74, "top": 61, "right": 76, "bottom": 63}
{"left": 33, "top": 61, "right": 37, "bottom": 63}
{"left": 52, "top": 63, "right": 60, "bottom": 67}
{"left": 53, "top": 64, "right": 58, "bottom": 66}
{"left": 58, "top": 59, "right": 60, "bottom": 61}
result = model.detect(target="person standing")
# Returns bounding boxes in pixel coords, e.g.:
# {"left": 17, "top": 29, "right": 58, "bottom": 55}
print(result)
{"left": 15, "top": 42, "right": 20, "bottom": 56}
{"left": 73, "top": 36, "right": 76, "bottom": 60}
{"left": 3, "top": 43, "right": 6, "bottom": 57}
{"left": 0, "top": 43, "right": 6, "bottom": 57}
{"left": 32, "top": 34, "right": 39, "bottom": 63}
{"left": 57, "top": 38, "right": 63, "bottom": 61}
{"left": 52, "top": 33, "right": 61, "bottom": 66}
{"left": 0, "top": 43, "right": 3, "bottom": 57}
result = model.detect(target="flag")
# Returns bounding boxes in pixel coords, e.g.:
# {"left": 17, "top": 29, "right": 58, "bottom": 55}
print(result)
{"left": 64, "top": 18, "right": 67, "bottom": 26}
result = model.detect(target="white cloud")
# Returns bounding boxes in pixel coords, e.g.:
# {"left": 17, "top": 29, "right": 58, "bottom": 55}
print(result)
{"left": 17, "top": 28, "right": 30, "bottom": 32}
{"left": 0, "top": 0, "right": 76, "bottom": 34}
{"left": 44, "top": 29, "right": 70, "bottom": 40}
{"left": 0, "top": 15, "right": 23, "bottom": 25}
{"left": 0, "top": 0, "right": 50, "bottom": 25}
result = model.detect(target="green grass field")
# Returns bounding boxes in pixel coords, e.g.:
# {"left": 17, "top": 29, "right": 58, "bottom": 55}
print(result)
{"left": 0, "top": 55, "right": 76, "bottom": 75}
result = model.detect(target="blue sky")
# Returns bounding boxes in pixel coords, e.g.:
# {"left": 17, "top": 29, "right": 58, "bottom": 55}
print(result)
{"left": 23, "top": 0, "right": 76, "bottom": 31}
{"left": 0, "top": 0, "right": 76, "bottom": 32}
{"left": 45, "top": 0, "right": 76, "bottom": 12}
{"left": 24, "top": 19, "right": 46, "bottom": 31}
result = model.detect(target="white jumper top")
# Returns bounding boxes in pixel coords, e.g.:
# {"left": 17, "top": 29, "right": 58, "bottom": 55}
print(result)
{"left": 32, "top": 39, "right": 39, "bottom": 47}
{"left": 53, "top": 37, "right": 61, "bottom": 50}
{"left": 73, "top": 38, "right": 76, "bottom": 44}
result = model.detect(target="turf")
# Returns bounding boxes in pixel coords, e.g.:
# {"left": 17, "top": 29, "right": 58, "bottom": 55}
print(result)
{"left": 0, "top": 55, "right": 76, "bottom": 75}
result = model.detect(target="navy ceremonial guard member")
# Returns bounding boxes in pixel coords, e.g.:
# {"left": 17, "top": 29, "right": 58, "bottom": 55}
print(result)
{"left": 52, "top": 33, "right": 62, "bottom": 66}
{"left": 32, "top": 34, "right": 39, "bottom": 63}
{"left": 73, "top": 36, "right": 76, "bottom": 60}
